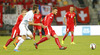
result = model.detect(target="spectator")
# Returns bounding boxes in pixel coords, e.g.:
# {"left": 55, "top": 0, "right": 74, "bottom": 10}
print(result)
{"left": 92, "top": 0, "right": 98, "bottom": 8}
{"left": 3, "top": 0, "right": 10, "bottom": 6}
{"left": 17, "top": 0, "right": 23, "bottom": 5}
{"left": 9, "top": 0, "right": 16, "bottom": 8}
{"left": 0, "top": 1, "right": 3, "bottom": 5}
{"left": 25, "top": 0, "right": 33, "bottom": 10}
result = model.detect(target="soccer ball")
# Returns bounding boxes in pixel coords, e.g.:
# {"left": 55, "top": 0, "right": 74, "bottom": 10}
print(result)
{"left": 90, "top": 43, "right": 96, "bottom": 50}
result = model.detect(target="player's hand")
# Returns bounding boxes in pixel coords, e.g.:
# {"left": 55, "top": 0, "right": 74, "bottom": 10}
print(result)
{"left": 44, "top": 26, "right": 47, "bottom": 28}
{"left": 65, "top": 23, "right": 67, "bottom": 26}
{"left": 75, "top": 23, "right": 77, "bottom": 27}
{"left": 41, "top": 24, "right": 47, "bottom": 28}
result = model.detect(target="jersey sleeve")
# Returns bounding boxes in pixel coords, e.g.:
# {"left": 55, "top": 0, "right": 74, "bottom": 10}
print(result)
{"left": 64, "top": 12, "right": 68, "bottom": 18}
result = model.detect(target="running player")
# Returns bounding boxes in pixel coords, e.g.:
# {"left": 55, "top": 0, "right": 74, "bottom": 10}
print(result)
{"left": 14, "top": 5, "right": 45, "bottom": 52}
{"left": 3, "top": 9, "right": 27, "bottom": 50}
{"left": 62, "top": 7, "right": 77, "bottom": 44}
{"left": 34, "top": 7, "right": 67, "bottom": 50}
{"left": 33, "top": 9, "right": 42, "bottom": 41}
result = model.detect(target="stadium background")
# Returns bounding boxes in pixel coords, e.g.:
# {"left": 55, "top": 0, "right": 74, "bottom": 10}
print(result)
{"left": 0, "top": 0, "right": 100, "bottom": 55}
{"left": 0, "top": 0, "right": 100, "bottom": 36}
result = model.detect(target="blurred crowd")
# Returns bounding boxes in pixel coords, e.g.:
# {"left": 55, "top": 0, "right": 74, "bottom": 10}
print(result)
{"left": 0, "top": 0, "right": 58, "bottom": 14}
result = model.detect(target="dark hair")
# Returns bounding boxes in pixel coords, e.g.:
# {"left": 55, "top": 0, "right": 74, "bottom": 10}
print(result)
{"left": 32, "top": 4, "right": 39, "bottom": 10}
{"left": 21, "top": 9, "right": 27, "bottom": 12}
{"left": 52, "top": 7, "right": 57, "bottom": 10}
{"left": 33, "top": 4, "right": 39, "bottom": 7}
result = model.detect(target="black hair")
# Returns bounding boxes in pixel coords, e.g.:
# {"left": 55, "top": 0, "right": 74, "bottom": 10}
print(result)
{"left": 21, "top": 9, "right": 27, "bottom": 12}
{"left": 52, "top": 7, "right": 57, "bottom": 10}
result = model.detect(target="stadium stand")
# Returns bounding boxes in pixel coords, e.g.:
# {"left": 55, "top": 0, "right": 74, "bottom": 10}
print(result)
{"left": 0, "top": 0, "right": 100, "bottom": 35}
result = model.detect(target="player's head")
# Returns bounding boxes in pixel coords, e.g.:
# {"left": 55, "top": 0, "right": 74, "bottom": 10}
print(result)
{"left": 52, "top": 7, "right": 58, "bottom": 15}
{"left": 36, "top": 9, "right": 40, "bottom": 14}
{"left": 70, "top": 7, "right": 74, "bottom": 12}
{"left": 21, "top": 9, "right": 27, "bottom": 16}
{"left": 32, "top": 4, "right": 39, "bottom": 13}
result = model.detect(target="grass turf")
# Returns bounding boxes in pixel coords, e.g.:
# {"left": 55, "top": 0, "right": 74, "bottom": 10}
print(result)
{"left": 0, "top": 36, "right": 100, "bottom": 55}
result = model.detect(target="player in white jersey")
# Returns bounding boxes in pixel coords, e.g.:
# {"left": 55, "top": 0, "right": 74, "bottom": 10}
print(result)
{"left": 14, "top": 5, "right": 45, "bottom": 52}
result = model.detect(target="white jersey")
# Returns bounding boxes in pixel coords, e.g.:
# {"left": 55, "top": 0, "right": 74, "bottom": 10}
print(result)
{"left": 20, "top": 10, "right": 34, "bottom": 26}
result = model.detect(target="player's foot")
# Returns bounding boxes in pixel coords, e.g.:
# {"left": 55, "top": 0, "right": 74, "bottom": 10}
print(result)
{"left": 59, "top": 47, "right": 67, "bottom": 50}
{"left": 62, "top": 40, "right": 64, "bottom": 44}
{"left": 71, "top": 42, "right": 75, "bottom": 44}
{"left": 13, "top": 42, "right": 17, "bottom": 47}
{"left": 14, "top": 49, "right": 20, "bottom": 52}
{"left": 34, "top": 43, "right": 38, "bottom": 49}
{"left": 3, "top": 45, "right": 7, "bottom": 50}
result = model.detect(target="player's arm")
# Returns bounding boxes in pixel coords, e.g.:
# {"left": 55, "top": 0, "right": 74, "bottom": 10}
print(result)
{"left": 28, "top": 21, "right": 44, "bottom": 27}
{"left": 40, "top": 18, "right": 43, "bottom": 22}
{"left": 63, "top": 14, "right": 67, "bottom": 26}
{"left": 74, "top": 17, "right": 77, "bottom": 26}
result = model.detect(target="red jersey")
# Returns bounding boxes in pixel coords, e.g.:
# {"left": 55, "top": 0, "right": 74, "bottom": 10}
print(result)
{"left": 34, "top": 13, "right": 42, "bottom": 23}
{"left": 42, "top": 13, "right": 54, "bottom": 27}
{"left": 13, "top": 15, "right": 23, "bottom": 29}
{"left": 65, "top": 11, "right": 76, "bottom": 25}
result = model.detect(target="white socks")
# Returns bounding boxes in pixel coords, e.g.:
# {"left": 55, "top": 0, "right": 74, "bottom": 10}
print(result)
{"left": 15, "top": 38, "right": 24, "bottom": 49}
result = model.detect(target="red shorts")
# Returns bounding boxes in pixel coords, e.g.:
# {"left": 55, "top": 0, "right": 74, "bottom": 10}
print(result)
{"left": 66, "top": 25, "right": 74, "bottom": 32}
{"left": 44, "top": 26, "right": 56, "bottom": 36}
{"left": 34, "top": 26, "right": 42, "bottom": 30}
{"left": 11, "top": 27, "right": 20, "bottom": 38}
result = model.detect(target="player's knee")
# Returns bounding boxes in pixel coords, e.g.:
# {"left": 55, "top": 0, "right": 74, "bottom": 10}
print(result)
{"left": 46, "top": 35, "right": 50, "bottom": 39}
{"left": 22, "top": 35, "right": 26, "bottom": 40}
{"left": 28, "top": 35, "right": 33, "bottom": 39}
{"left": 53, "top": 34, "right": 58, "bottom": 38}
{"left": 39, "top": 29, "right": 41, "bottom": 32}
{"left": 10, "top": 38, "right": 14, "bottom": 41}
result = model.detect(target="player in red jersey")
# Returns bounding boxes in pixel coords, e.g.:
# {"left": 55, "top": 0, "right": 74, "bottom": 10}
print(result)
{"left": 34, "top": 7, "right": 67, "bottom": 50}
{"left": 62, "top": 7, "right": 77, "bottom": 44}
{"left": 3, "top": 9, "right": 27, "bottom": 50}
{"left": 33, "top": 9, "right": 42, "bottom": 41}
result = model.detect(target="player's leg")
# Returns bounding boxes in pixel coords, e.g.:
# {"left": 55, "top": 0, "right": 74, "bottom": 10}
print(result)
{"left": 14, "top": 24, "right": 26, "bottom": 52}
{"left": 53, "top": 34, "right": 67, "bottom": 50}
{"left": 13, "top": 37, "right": 19, "bottom": 47}
{"left": 34, "top": 28, "right": 50, "bottom": 49}
{"left": 63, "top": 28, "right": 69, "bottom": 41}
{"left": 50, "top": 27, "right": 67, "bottom": 50}
{"left": 70, "top": 25, "right": 75, "bottom": 44}
{"left": 34, "top": 35, "right": 50, "bottom": 49}
{"left": 38, "top": 26, "right": 42, "bottom": 40}
{"left": 62, "top": 27, "right": 69, "bottom": 44}
{"left": 33, "top": 27, "right": 36, "bottom": 41}
{"left": 14, "top": 35, "right": 26, "bottom": 52}
{"left": 71, "top": 31, "right": 75, "bottom": 44}
{"left": 3, "top": 29, "right": 17, "bottom": 50}
{"left": 38, "top": 29, "right": 42, "bottom": 40}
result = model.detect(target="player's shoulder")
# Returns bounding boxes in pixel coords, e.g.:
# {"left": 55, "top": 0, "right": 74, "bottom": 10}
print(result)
{"left": 26, "top": 10, "right": 33, "bottom": 15}
{"left": 66, "top": 11, "right": 70, "bottom": 14}
{"left": 49, "top": 13, "right": 54, "bottom": 17}
{"left": 18, "top": 15, "right": 23, "bottom": 18}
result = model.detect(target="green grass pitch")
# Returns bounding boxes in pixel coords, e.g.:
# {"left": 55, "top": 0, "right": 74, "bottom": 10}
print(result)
{"left": 0, "top": 36, "right": 100, "bottom": 55}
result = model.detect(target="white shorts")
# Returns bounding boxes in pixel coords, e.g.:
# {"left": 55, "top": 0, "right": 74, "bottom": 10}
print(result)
{"left": 19, "top": 24, "right": 32, "bottom": 36}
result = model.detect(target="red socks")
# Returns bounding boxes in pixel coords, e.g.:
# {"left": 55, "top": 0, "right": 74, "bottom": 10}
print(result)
{"left": 37, "top": 37, "right": 48, "bottom": 44}
{"left": 71, "top": 34, "right": 74, "bottom": 42}
{"left": 63, "top": 34, "right": 67, "bottom": 41}
{"left": 5, "top": 38, "right": 13, "bottom": 47}
{"left": 33, "top": 33, "right": 35, "bottom": 40}
{"left": 39, "top": 32, "right": 42, "bottom": 40}
{"left": 55, "top": 38, "right": 62, "bottom": 48}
